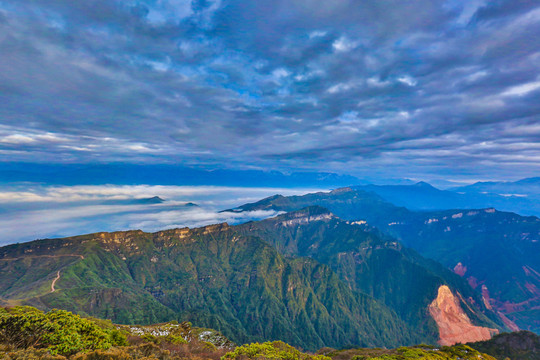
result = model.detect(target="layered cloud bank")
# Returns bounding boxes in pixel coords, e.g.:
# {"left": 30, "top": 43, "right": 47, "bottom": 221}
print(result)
{"left": 0, "top": 1, "right": 539, "bottom": 181}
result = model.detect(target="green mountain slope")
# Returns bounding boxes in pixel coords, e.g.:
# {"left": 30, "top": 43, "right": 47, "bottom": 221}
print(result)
{"left": 235, "top": 206, "right": 503, "bottom": 342}
{"left": 228, "top": 188, "right": 540, "bottom": 333}
{"left": 373, "top": 209, "right": 540, "bottom": 312}
{"left": 0, "top": 224, "right": 418, "bottom": 351}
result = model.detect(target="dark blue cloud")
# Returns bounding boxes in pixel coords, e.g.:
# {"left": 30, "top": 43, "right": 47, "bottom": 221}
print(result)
{"left": 0, "top": 0, "right": 538, "bottom": 182}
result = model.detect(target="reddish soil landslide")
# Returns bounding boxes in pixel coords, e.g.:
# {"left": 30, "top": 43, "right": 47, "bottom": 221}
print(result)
{"left": 429, "top": 285, "right": 499, "bottom": 346}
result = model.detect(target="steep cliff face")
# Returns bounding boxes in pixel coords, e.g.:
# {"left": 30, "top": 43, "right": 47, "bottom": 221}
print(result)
{"left": 429, "top": 285, "right": 498, "bottom": 346}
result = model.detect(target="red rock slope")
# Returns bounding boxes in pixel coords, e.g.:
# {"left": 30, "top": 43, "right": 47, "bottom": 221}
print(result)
{"left": 429, "top": 285, "right": 499, "bottom": 346}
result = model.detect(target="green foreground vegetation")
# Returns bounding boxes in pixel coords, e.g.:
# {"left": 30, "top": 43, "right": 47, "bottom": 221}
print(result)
{"left": 0, "top": 305, "right": 522, "bottom": 360}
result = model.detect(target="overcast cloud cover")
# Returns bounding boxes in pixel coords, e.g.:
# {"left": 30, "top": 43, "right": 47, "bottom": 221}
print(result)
{"left": 0, "top": 0, "right": 539, "bottom": 182}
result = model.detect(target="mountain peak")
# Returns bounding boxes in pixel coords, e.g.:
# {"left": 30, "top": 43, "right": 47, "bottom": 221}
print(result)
{"left": 134, "top": 196, "right": 165, "bottom": 204}
{"left": 266, "top": 194, "right": 286, "bottom": 200}
{"left": 414, "top": 181, "right": 435, "bottom": 188}
{"left": 330, "top": 187, "right": 354, "bottom": 194}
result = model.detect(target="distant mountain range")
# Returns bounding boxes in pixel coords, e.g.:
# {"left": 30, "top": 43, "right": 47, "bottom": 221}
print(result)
{"left": 2, "top": 161, "right": 538, "bottom": 215}
{"left": 452, "top": 177, "right": 540, "bottom": 195}
{"left": 353, "top": 179, "right": 540, "bottom": 217}
{"left": 228, "top": 187, "right": 540, "bottom": 333}
{"left": 0, "top": 163, "right": 361, "bottom": 188}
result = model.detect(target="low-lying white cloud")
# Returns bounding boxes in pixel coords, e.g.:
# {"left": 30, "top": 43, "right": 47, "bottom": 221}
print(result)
{"left": 0, "top": 185, "right": 320, "bottom": 203}
{"left": 124, "top": 208, "right": 283, "bottom": 233}
{"left": 0, "top": 185, "right": 321, "bottom": 245}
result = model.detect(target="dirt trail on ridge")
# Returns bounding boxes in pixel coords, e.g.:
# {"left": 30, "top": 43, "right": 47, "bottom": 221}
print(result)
{"left": 50, "top": 271, "right": 61, "bottom": 292}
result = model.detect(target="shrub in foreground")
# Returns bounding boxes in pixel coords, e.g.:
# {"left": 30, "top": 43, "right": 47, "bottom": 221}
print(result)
{"left": 0, "top": 307, "right": 126, "bottom": 356}
{"left": 221, "top": 341, "right": 331, "bottom": 360}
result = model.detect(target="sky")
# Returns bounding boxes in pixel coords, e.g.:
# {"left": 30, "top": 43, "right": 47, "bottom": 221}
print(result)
{"left": 0, "top": 0, "right": 538, "bottom": 183}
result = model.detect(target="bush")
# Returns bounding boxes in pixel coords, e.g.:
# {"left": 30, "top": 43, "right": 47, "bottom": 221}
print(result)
{"left": 221, "top": 341, "right": 331, "bottom": 360}
{"left": 0, "top": 344, "right": 67, "bottom": 360}
{"left": 0, "top": 307, "right": 115, "bottom": 356}
{"left": 166, "top": 334, "right": 188, "bottom": 345}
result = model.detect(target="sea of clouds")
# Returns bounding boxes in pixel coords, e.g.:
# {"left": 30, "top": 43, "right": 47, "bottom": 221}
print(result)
{"left": 0, "top": 185, "right": 322, "bottom": 246}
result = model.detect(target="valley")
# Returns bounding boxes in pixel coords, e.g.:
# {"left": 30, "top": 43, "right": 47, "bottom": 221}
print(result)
{"left": 229, "top": 187, "right": 540, "bottom": 333}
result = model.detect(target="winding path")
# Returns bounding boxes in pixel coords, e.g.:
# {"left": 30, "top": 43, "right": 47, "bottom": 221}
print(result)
{"left": 51, "top": 271, "right": 61, "bottom": 292}
{"left": 0, "top": 254, "right": 85, "bottom": 294}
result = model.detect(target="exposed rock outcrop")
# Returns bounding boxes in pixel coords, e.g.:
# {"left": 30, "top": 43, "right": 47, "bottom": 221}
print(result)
{"left": 429, "top": 285, "right": 498, "bottom": 346}
{"left": 454, "top": 262, "right": 467, "bottom": 276}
